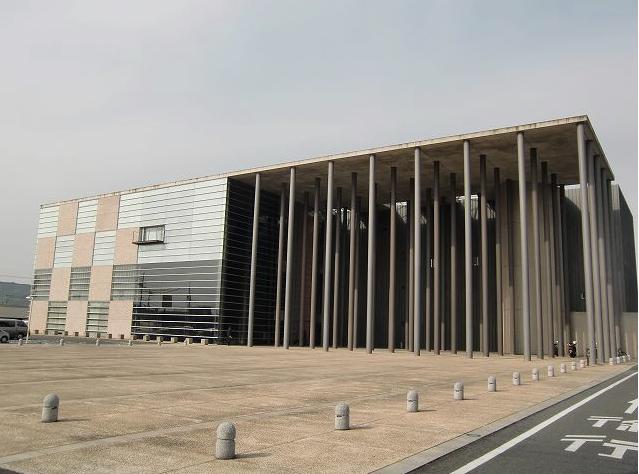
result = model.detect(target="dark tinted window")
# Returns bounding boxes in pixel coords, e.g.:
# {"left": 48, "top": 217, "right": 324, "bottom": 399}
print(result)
{"left": 0, "top": 320, "right": 14, "bottom": 327}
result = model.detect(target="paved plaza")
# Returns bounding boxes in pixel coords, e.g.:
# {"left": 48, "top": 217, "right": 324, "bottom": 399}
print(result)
{"left": 0, "top": 340, "right": 630, "bottom": 473}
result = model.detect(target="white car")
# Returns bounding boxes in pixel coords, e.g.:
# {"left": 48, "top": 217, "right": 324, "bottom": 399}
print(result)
{"left": 0, "top": 329, "right": 9, "bottom": 343}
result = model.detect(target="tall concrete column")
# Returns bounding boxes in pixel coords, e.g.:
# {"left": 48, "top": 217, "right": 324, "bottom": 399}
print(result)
{"left": 587, "top": 153, "right": 603, "bottom": 364}
{"left": 332, "top": 188, "right": 342, "bottom": 349}
{"left": 550, "top": 175, "right": 563, "bottom": 356}
{"left": 433, "top": 162, "right": 441, "bottom": 355}
{"left": 517, "top": 132, "right": 531, "bottom": 361}
{"left": 494, "top": 168, "right": 503, "bottom": 356}
{"left": 463, "top": 140, "right": 473, "bottom": 358}
{"left": 347, "top": 173, "right": 357, "bottom": 350}
{"left": 322, "top": 162, "right": 334, "bottom": 351}
{"left": 576, "top": 125, "right": 596, "bottom": 364}
{"left": 408, "top": 179, "right": 415, "bottom": 352}
{"left": 559, "top": 186, "right": 571, "bottom": 351}
{"left": 247, "top": 173, "right": 261, "bottom": 347}
{"left": 353, "top": 197, "right": 361, "bottom": 349}
{"left": 541, "top": 162, "right": 553, "bottom": 357}
{"left": 530, "top": 149, "right": 543, "bottom": 359}
{"left": 299, "top": 192, "right": 309, "bottom": 347}
{"left": 283, "top": 167, "right": 296, "bottom": 349}
{"left": 414, "top": 148, "right": 422, "bottom": 356}
{"left": 388, "top": 167, "right": 397, "bottom": 352}
{"left": 425, "top": 190, "right": 432, "bottom": 351}
{"left": 450, "top": 173, "right": 457, "bottom": 354}
{"left": 506, "top": 179, "right": 516, "bottom": 353}
{"left": 274, "top": 184, "right": 286, "bottom": 347}
{"left": 602, "top": 175, "right": 617, "bottom": 356}
{"left": 595, "top": 164, "right": 610, "bottom": 361}
{"left": 366, "top": 155, "right": 376, "bottom": 354}
{"left": 480, "top": 155, "right": 489, "bottom": 357}
{"left": 309, "top": 178, "right": 320, "bottom": 349}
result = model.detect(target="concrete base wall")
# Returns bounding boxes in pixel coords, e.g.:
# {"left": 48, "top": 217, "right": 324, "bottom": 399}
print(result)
{"left": 570, "top": 311, "right": 637, "bottom": 358}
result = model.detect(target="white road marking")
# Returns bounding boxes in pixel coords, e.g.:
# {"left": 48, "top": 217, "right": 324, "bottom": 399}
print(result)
{"left": 450, "top": 371, "right": 638, "bottom": 474}
{"left": 587, "top": 415, "right": 623, "bottom": 427}
{"left": 560, "top": 435, "right": 605, "bottom": 452}
{"left": 598, "top": 439, "right": 638, "bottom": 459}
{"left": 625, "top": 398, "right": 637, "bottom": 414}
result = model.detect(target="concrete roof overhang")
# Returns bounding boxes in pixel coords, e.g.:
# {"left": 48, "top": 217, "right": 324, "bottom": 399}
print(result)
{"left": 230, "top": 115, "right": 611, "bottom": 204}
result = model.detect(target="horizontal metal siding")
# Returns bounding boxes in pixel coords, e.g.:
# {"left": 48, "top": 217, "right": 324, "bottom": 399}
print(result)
{"left": 117, "top": 178, "right": 228, "bottom": 264}
{"left": 53, "top": 235, "right": 74, "bottom": 267}
{"left": 37, "top": 206, "right": 59, "bottom": 238}
{"left": 75, "top": 199, "right": 98, "bottom": 234}
{"left": 93, "top": 231, "right": 116, "bottom": 265}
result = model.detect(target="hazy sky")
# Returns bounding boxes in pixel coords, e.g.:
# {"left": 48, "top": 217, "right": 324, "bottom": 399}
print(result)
{"left": 0, "top": 0, "right": 636, "bottom": 284}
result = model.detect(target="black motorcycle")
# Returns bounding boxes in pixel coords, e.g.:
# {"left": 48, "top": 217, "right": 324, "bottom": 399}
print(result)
{"left": 567, "top": 341, "right": 577, "bottom": 358}
{"left": 553, "top": 341, "right": 559, "bottom": 357}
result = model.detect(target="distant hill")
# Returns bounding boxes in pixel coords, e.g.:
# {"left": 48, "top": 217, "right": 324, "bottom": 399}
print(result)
{"left": 0, "top": 281, "right": 31, "bottom": 307}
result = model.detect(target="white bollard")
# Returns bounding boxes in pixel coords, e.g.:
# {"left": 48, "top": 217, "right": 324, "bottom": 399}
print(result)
{"left": 215, "top": 422, "right": 236, "bottom": 459}
{"left": 454, "top": 382, "right": 464, "bottom": 400}
{"left": 547, "top": 365, "right": 555, "bottom": 377}
{"left": 579, "top": 359, "right": 585, "bottom": 369}
{"left": 532, "top": 368, "right": 539, "bottom": 381}
{"left": 95, "top": 338, "right": 101, "bottom": 347}
{"left": 512, "top": 372, "right": 521, "bottom": 386}
{"left": 42, "top": 394, "right": 59, "bottom": 423}
{"left": 18, "top": 337, "right": 23, "bottom": 347}
{"left": 157, "top": 338, "right": 162, "bottom": 346}
{"left": 560, "top": 363, "right": 566, "bottom": 373}
{"left": 59, "top": 338, "right": 64, "bottom": 347}
{"left": 487, "top": 376, "right": 496, "bottom": 392}
{"left": 407, "top": 390, "right": 419, "bottom": 413}
{"left": 128, "top": 339, "right": 133, "bottom": 347}
{"left": 335, "top": 402, "right": 350, "bottom": 430}
{"left": 571, "top": 361, "right": 577, "bottom": 371}
{"left": 616, "top": 356, "right": 621, "bottom": 364}
{"left": 609, "top": 357, "right": 614, "bottom": 365}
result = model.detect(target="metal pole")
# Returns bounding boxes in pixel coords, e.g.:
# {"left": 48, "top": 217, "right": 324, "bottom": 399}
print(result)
{"left": 494, "top": 167, "right": 503, "bottom": 356}
{"left": 517, "top": 132, "right": 531, "bottom": 361}
{"left": 414, "top": 148, "right": 422, "bottom": 356}
{"left": 530, "top": 148, "right": 543, "bottom": 359}
{"left": 388, "top": 167, "right": 397, "bottom": 352}
{"left": 332, "top": 187, "right": 342, "bottom": 349}
{"left": 283, "top": 167, "right": 296, "bottom": 349}
{"left": 309, "top": 178, "right": 320, "bottom": 349}
{"left": 541, "top": 162, "right": 553, "bottom": 357}
{"left": 274, "top": 184, "right": 286, "bottom": 347}
{"left": 587, "top": 153, "right": 603, "bottom": 364}
{"left": 576, "top": 125, "right": 596, "bottom": 364}
{"left": 464, "top": 140, "right": 473, "bottom": 358}
{"left": 247, "top": 173, "right": 260, "bottom": 347}
{"left": 434, "top": 162, "right": 441, "bottom": 354}
{"left": 347, "top": 173, "right": 357, "bottom": 350}
{"left": 595, "top": 164, "right": 610, "bottom": 362}
{"left": 299, "top": 191, "right": 309, "bottom": 347}
{"left": 366, "top": 155, "right": 376, "bottom": 354}
{"left": 480, "top": 155, "right": 489, "bottom": 357}
{"left": 450, "top": 173, "right": 457, "bottom": 354}
{"left": 322, "top": 162, "right": 334, "bottom": 351}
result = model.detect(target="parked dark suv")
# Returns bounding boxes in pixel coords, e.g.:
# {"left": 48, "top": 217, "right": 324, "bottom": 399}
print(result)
{"left": 0, "top": 319, "right": 28, "bottom": 340}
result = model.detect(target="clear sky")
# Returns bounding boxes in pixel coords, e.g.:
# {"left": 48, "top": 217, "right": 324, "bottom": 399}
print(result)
{"left": 0, "top": 0, "right": 636, "bottom": 284}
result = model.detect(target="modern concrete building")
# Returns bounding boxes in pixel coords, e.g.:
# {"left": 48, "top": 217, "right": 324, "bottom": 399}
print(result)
{"left": 29, "top": 115, "right": 637, "bottom": 361}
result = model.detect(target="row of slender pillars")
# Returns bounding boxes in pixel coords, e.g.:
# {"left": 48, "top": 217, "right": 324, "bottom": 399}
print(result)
{"left": 245, "top": 124, "right": 619, "bottom": 362}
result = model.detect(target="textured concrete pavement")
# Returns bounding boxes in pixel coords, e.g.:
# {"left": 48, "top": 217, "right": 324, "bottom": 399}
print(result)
{"left": 0, "top": 341, "right": 630, "bottom": 473}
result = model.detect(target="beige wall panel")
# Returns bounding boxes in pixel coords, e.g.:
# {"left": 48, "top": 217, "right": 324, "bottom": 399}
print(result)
{"left": 89, "top": 265, "right": 113, "bottom": 301}
{"left": 29, "top": 301, "right": 49, "bottom": 335}
{"left": 34, "top": 237, "right": 56, "bottom": 269}
{"left": 95, "top": 195, "right": 120, "bottom": 232}
{"left": 72, "top": 233, "right": 95, "bottom": 267}
{"left": 66, "top": 300, "right": 88, "bottom": 335}
{"left": 49, "top": 267, "right": 71, "bottom": 301}
{"left": 114, "top": 228, "right": 138, "bottom": 265}
{"left": 57, "top": 201, "right": 78, "bottom": 236}
{"left": 107, "top": 300, "right": 132, "bottom": 338}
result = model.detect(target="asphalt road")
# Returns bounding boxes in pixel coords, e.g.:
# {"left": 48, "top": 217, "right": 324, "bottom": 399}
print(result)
{"left": 415, "top": 366, "right": 638, "bottom": 474}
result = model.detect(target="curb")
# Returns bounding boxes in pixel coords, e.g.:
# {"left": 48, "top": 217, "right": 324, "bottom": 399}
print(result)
{"left": 373, "top": 366, "right": 636, "bottom": 474}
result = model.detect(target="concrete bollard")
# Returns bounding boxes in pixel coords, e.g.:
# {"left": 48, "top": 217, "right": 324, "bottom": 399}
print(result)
{"left": 547, "top": 366, "right": 555, "bottom": 377}
{"left": 42, "top": 394, "right": 59, "bottom": 423}
{"left": 215, "top": 422, "right": 236, "bottom": 459}
{"left": 512, "top": 372, "right": 521, "bottom": 386}
{"left": 143, "top": 335, "right": 149, "bottom": 342}
{"left": 571, "top": 361, "right": 577, "bottom": 371}
{"left": 128, "top": 339, "right": 133, "bottom": 347}
{"left": 59, "top": 338, "right": 64, "bottom": 347}
{"left": 453, "top": 382, "right": 464, "bottom": 400}
{"left": 185, "top": 338, "right": 192, "bottom": 345}
{"left": 407, "top": 390, "right": 419, "bottom": 412}
{"left": 171, "top": 337, "right": 178, "bottom": 344}
{"left": 609, "top": 357, "right": 614, "bottom": 365}
{"left": 487, "top": 376, "right": 496, "bottom": 392}
{"left": 532, "top": 368, "right": 539, "bottom": 381}
{"left": 579, "top": 359, "right": 585, "bottom": 369}
{"left": 157, "top": 338, "right": 162, "bottom": 346}
{"left": 622, "top": 355, "right": 626, "bottom": 363}
{"left": 335, "top": 402, "right": 350, "bottom": 430}
{"left": 616, "top": 356, "right": 621, "bottom": 364}
{"left": 95, "top": 338, "right": 101, "bottom": 347}
{"left": 18, "top": 337, "right": 23, "bottom": 347}
{"left": 201, "top": 339, "right": 209, "bottom": 345}
{"left": 560, "top": 363, "right": 566, "bottom": 373}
